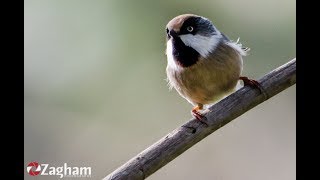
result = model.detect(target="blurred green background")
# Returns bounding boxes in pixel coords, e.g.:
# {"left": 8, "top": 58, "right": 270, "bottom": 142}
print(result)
{"left": 24, "top": 0, "right": 295, "bottom": 179}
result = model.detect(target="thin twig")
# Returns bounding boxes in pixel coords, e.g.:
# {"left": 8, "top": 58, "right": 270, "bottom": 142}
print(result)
{"left": 104, "top": 58, "right": 296, "bottom": 180}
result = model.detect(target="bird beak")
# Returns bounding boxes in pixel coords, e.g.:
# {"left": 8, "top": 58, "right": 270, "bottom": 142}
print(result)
{"left": 169, "top": 30, "right": 179, "bottom": 38}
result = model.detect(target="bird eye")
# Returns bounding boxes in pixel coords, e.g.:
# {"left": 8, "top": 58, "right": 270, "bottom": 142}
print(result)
{"left": 166, "top": 28, "right": 169, "bottom": 34}
{"left": 187, "top": 26, "right": 193, "bottom": 32}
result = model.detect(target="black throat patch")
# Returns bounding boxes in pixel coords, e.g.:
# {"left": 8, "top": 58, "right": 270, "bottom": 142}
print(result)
{"left": 171, "top": 37, "right": 200, "bottom": 67}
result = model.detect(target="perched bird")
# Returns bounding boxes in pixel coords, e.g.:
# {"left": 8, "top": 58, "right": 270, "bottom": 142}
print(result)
{"left": 165, "top": 14, "right": 260, "bottom": 121}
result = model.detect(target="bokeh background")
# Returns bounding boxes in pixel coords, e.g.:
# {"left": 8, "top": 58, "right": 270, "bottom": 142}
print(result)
{"left": 24, "top": 0, "right": 296, "bottom": 179}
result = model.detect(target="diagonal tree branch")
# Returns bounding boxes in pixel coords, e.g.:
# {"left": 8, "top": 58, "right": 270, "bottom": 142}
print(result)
{"left": 104, "top": 58, "right": 296, "bottom": 180}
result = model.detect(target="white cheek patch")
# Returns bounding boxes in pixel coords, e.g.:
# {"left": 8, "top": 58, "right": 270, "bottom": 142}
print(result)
{"left": 179, "top": 34, "right": 222, "bottom": 58}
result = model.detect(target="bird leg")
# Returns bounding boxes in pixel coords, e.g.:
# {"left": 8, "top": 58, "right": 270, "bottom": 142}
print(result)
{"left": 239, "top": 76, "right": 263, "bottom": 93}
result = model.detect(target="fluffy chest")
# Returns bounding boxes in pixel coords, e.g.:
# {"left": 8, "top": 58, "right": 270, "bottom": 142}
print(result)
{"left": 166, "top": 60, "right": 229, "bottom": 103}
{"left": 166, "top": 42, "right": 243, "bottom": 105}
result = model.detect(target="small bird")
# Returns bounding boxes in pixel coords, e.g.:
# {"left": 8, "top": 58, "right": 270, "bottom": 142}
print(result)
{"left": 165, "top": 14, "right": 260, "bottom": 121}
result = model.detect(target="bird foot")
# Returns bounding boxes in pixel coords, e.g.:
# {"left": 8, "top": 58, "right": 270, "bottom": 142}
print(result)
{"left": 191, "top": 109, "right": 204, "bottom": 120}
{"left": 239, "top": 76, "right": 262, "bottom": 93}
{"left": 191, "top": 106, "right": 208, "bottom": 126}
{"left": 239, "top": 76, "right": 268, "bottom": 99}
